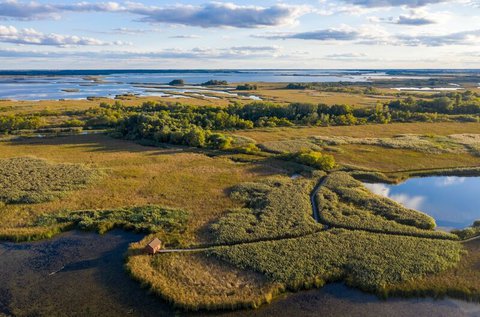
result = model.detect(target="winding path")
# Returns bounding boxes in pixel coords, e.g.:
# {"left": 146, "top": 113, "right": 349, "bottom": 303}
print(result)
{"left": 158, "top": 176, "right": 477, "bottom": 254}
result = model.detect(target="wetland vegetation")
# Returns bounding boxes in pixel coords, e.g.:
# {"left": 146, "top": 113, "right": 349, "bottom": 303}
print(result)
{"left": 0, "top": 79, "right": 479, "bottom": 315}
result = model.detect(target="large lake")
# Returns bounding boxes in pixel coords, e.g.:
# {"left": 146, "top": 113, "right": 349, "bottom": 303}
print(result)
{"left": 0, "top": 69, "right": 415, "bottom": 101}
{"left": 364, "top": 176, "right": 480, "bottom": 230}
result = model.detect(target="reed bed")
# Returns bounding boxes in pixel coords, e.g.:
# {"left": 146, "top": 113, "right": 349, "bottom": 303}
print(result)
{"left": 0, "top": 157, "right": 97, "bottom": 204}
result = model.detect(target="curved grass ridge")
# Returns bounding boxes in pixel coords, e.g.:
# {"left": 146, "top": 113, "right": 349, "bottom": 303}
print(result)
{"left": 316, "top": 172, "right": 457, "bottom": 239}
{"left": 0, "top": 157, "right": 97, "bottom": 204}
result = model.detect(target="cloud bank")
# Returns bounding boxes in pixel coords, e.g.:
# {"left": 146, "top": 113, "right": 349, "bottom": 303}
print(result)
{"left": 0, "top": 1, "right": 307, "bottom": 28}
{"left": 0, "top": 25, "right": 126, "bottom": 46}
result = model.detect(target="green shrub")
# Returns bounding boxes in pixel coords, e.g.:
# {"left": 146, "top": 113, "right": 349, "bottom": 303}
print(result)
{"left": 295, "top": 150, "right": 336, "bottom": 171}
{"left": 236, "top": 84, "right": 257, "bottom": 91}
{"left": 451, "top": 220, "right": 480, "bottom": 240}
{"left": 35, "top": 205, "right": 189, "bottom": 238}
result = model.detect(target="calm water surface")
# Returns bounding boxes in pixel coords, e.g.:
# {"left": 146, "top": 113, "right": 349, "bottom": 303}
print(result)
{"left": 0, "top": 69, "right": 383, "bottom": 100}
{"left": 364, "top": 176, "right": 480, "bottom": 230}
{"left": 1, "top": 230, "right": 479, "bottom": 317}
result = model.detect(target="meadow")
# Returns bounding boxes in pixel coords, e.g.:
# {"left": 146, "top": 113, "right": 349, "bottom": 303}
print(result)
{"left": 0, "top": 85, "right": 479, "bottom": 312}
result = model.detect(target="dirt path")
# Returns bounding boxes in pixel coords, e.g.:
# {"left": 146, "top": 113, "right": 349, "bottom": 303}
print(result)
{"left": 461, "top": 235, "right": 480, "bottom": 243}
{"left": 159, "top": 176, "right": 471, "bottom": 254}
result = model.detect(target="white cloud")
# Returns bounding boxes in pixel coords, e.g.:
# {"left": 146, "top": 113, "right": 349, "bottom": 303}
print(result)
{"left": 128, "top": 2, "right": 309, "bottom": 28}
{"left": 0, "top": 1, "right": 310, "bottom": 28}
{"left": 0, "top": 45, "right": 284, "bottom": 59}
{"left": 435, "top": 176, "right": 466, "bottom": 187}
{"left": 364, "top": 183, "right": 425, "bottom": 210}
{"left": 169, "top": 35, "right": 201, "bottom": 39}
{"left": 0, "top": 25, "right": 127, "bottom": 46}
{"left": 341, "top": 0, "right": 449, "bottom": 8}
{"left": 0, "top": 0, "right": 122, "bottom": 20}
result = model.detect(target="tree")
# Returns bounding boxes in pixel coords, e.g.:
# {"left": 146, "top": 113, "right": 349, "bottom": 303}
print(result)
{"left": 169, "top": 79, "right": 185, "bottom": 86}
{"left": 184, "top": 126, "right": 206, "bottom": 147}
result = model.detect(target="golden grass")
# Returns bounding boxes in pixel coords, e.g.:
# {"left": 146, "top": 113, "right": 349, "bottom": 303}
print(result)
{"left": 0, "top": 134, "right": 279, "bottom": 243}
{"left": 252, "top": 88, "right": 395, "bottom": 107}
{"left": 324, "top": 144, "right": 480, "bottom": 172}
{"left": 0, "top": 96, "right": 234, "bottom": 116}
{"left": 234, "top": 122, "right": 480, "bottom": 143}
{"left": 126, "top": 235, "right": 283, "bottom": 310}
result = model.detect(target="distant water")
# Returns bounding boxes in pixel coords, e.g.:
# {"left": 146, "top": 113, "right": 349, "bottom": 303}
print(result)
{"left": 364, "top": 176, "right": 480, "bottom": 230}
{"left": 0, "top": 69, "right": 412, "bottom": 101}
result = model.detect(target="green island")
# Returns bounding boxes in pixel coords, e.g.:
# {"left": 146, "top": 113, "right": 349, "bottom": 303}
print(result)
{"left": 1, "top": 81, "right": 480, "bottom": 313}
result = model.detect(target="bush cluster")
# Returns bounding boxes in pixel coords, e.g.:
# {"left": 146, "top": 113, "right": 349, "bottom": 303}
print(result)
{"left": 35, "top": 205, "right": 189, "bottom": 236}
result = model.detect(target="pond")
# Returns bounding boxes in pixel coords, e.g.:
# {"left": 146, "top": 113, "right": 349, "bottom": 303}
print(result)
{"left": 364, "top": 176, "right": 480, "bottom": 230}
{"left": 1, "top": 230, "right": 479, "bottom": 316}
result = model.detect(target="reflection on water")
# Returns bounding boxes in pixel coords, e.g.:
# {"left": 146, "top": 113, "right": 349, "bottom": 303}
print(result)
{"left": 1, "top": 231, "right": 479, "bottom": 316}
{"left": 364, "top": 176, "right": 480, "bottom": 230}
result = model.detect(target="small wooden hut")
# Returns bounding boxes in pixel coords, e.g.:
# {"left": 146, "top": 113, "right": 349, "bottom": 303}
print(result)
{"left": 145, "top": 238, "right": 163, "bottom": 254}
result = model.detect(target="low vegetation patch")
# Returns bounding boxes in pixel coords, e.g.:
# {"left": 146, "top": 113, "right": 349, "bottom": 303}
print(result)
{"left": 34, "top": 205, "right": 189, "bottom": 244}
{"left": 452, "top": 221, "right": 480, "bottom": 240}
{"left": 261, "top": 134, "right": 480, "bottom": 157}
{"left": 126, "top": 241, "right": 283, "bottom": 311}
{"left": 211, "top": 176, "right": 322, "bottom": 244}
{"left": 212, "top": 229, "right": 462, "bottom": 295}
{"left": 386, "top": 239, "right": 480, "bottom": 301}
{"left": 0, "top": 157, "right": 97, "bottom": 204}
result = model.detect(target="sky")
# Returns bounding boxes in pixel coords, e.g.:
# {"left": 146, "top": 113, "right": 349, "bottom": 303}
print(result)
{"left": 0, "top": 0, "right": 479, "bottom": 69}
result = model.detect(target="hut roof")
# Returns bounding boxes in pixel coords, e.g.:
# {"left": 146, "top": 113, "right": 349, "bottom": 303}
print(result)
{"left": 147, "top": 238, "right": 162, "bottom": 249}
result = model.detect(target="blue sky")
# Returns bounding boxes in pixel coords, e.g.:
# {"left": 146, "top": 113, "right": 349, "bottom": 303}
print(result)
{"left": 0, "top": 0, "right": 479, "bottom": 69}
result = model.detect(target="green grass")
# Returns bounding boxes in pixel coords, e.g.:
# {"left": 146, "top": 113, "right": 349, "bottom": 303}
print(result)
{"left": 386, "top": 239, "right": 480, "bottom": 301}
{"left": 0, "top": 157, "right": 97, "bottom": 204}
{"left": 452, "top": 221, "right": 480, "bottom": 240}
{"left": 210, "top": 176, "right": 322, "bottom": 244}
{"left": 259, "top": 134, "right": 480, "bottom": 156}
{"left": 212, "top": 229, "right": 462, "bottom": 294}
{"left": 1, "top": 205, "right": 189, "bottom": 245}
{"left": 316, "top": 172, "right": 456, "bottom": 239}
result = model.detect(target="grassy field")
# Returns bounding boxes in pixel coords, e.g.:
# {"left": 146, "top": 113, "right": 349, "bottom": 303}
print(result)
{"left": 386, "top": 239, "right": 480, "bottom": 301}
{"left": 0, "top": 157, "right": 97, "bottom": 204}
{"left": 234, "top": 123, "right": 480, "bottom": 171}
{"left": 234, "top": 122, "right": 480, "bottom": 143}
{"left": 1, "top": 93, "right": 479, "bottom": 312}
{"left": 126, "top": 236, "right": 284, "bottom": 311}
{"left": 0, "top": 134, "right": 284, "bottom": 244}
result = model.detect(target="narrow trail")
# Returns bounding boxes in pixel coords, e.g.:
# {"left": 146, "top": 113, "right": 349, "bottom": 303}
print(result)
{"left": 310, "top": 177, "right": 326, "bottom": 223}
{"left": 460, "top": 235, "right": 480, "bottom": 243}
{"left": 158, "top": 176, "right": 473, "bottom": 254}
